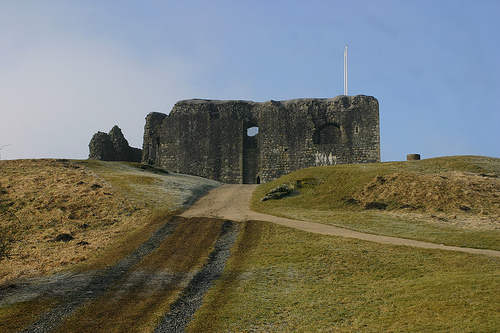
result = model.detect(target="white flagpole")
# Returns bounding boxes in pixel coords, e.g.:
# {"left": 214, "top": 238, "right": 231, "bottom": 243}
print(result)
{"left": 344, "top": 45, "right": 348, "bottom": 96}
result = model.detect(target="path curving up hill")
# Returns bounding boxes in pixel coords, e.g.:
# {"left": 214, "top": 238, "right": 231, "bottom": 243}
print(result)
{"left": 181, "top": 184, "right": 500, "bottom": 258}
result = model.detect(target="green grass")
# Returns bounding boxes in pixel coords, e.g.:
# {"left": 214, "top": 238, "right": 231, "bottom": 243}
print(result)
{"left": 262, "top": 208, "right": 500, "bottom": 251}
{"left": 251, "top": 156, "right": 500, "bottom": 250}
{"left": 252, "top": 155, "right": 500, "bottom": 211}
{"left": 189, "top": 220, "right": 500, "bottom": 332}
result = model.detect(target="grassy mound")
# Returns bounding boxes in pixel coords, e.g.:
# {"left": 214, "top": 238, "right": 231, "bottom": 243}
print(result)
{"left": 0, "top": 159, "right": 219, "bottom": 285}
{"left": 252, "top": 156, "right": 500, "bottom": 249}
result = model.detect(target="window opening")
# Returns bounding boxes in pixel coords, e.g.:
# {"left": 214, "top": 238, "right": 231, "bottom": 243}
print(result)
{"left": 247, "top": 126, "right": 259, "bottom": 137}
{"left": 314, "top": 123, "right": 341, "bottom": 144}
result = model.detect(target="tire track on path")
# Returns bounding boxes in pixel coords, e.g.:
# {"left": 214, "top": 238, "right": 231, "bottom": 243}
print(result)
{"left": 181, "top": 184, "right": 500, "bottom": 258}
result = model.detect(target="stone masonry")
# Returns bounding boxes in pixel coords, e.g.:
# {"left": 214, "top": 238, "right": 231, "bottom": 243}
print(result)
{"left": 142, "top": 95, "right": 380, "bottom": 184}
{"left": 89, "top": 125, "right": 142, "bottom": 162}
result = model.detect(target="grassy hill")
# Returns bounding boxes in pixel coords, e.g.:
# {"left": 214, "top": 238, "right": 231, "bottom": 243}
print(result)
{"left": 1, "top": 156, "right": 499, "bottom": 332}
{"left": 0, "top": 159, "right": 219, "bottom": 285}
{"left": 251, "top": 156, "right": 500, "bottom": 250}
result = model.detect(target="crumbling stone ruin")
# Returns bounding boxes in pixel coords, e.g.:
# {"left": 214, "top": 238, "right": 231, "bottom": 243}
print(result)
{"left": 142, "top": 95, "right": 380, "bottom": 184}
{"left": 89, "top": 125, "right": 142, "bottom": 162}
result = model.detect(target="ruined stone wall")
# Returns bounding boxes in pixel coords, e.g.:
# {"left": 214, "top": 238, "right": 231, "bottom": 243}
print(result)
{"left": 142, "top": 95, "right": 380, "bottom": 183}
{"left": 89, "top": 125, "right": 142, "bottom": 162}
{"left": 141, "top": 112, "right": 167, "bottom": 164}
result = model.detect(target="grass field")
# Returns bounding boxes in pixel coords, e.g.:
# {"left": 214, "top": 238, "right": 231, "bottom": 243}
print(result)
{"left": 0, "top": 159, "right": 220, "bottom": 332}
{"left": 1, "top": 156, "right": 499, "bottom": 332}
{"left": 189, "top": 220, "right": 500, "bottom": 332}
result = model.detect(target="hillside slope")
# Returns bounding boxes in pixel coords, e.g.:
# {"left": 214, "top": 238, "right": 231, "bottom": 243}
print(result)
{"left": 0, "top": 159, "right": 219, "bottom": 285}
{"left": 252, "top": 156, "right": 500, "bottom": 249}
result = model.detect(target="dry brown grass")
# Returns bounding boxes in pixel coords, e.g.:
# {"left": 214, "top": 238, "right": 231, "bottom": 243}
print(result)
{"left": 354, "top": 171, "right": 500, "bottom": 216}
{"left": 352, "top": 170, "right": 500, "bottom": 231}
{"left": 0, "top": 159, "right": 152, "bottom": 285}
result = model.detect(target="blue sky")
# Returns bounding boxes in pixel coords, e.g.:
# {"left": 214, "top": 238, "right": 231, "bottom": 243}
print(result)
{"left": 1, "top": 0, "right": 499, "bottom": 162}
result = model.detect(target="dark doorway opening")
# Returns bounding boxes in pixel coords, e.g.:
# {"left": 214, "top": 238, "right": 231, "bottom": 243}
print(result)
{"left": 242, "top": 123, "right": 260, "bottom": 184}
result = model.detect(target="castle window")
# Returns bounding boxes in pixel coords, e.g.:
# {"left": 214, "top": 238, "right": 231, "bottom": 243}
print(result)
{"left": 355, "top": 126, "right": 359, "bottom": 134}
{"left": 314, "top": 123, "right": 341, "bottom": 144}
{"left": 245, "top": 126, "right": 259, "bottom": 149}
{"left": 247, "top": 126, "right": 259, "bottom": 137}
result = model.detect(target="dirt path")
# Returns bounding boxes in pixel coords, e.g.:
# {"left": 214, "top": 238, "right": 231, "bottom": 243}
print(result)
{"left": 181, "top": 184, "right": 500, "bottom": 258}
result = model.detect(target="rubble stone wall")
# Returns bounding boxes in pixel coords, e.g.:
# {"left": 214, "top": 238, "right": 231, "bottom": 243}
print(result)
{"left": 89, "top": 126, "right": 142, "bottom": 162}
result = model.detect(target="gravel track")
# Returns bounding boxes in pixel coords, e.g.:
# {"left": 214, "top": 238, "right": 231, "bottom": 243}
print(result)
{"left": 153, "top": 220, "right": 238, "bottom": 332}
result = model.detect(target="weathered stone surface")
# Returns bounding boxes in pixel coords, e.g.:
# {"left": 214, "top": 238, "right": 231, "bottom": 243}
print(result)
{"left": 142, "top": 112, "right": 167, "bottom": 164}
{"left": 142, "top": 95, "right": 380, "bottom": 183}
{"left": 261, "top": 184, "right": 295, "bottom": 201}
{"left": 88, "top": 131, "right": 115, "bottom": 161}
{"left": 89, "top": 126, "right": 142, "bottom": 162}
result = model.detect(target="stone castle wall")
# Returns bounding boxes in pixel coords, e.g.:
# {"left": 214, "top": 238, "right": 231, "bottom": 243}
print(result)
{"left": 142, "top": 95, "right": 380, "bottom": 184}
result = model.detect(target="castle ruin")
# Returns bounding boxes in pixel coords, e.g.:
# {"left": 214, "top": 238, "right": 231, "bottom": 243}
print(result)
{"left": 89, "top": 125, "right": 142, "bottom": 162}
{"left": 142, "top": 95, "right": 380, "bottom": 184}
